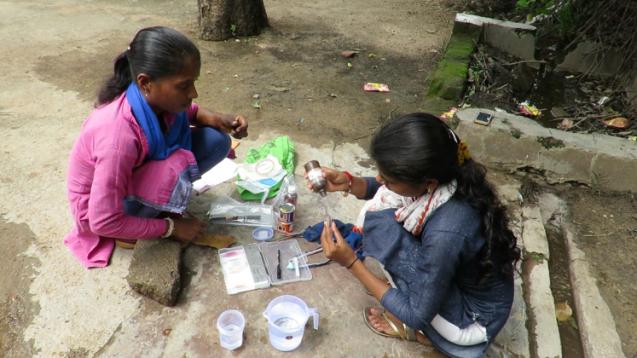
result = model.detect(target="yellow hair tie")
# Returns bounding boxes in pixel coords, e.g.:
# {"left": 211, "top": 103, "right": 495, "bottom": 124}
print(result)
{"left": 457, "top": 141, "right": 470, "bottom": 166}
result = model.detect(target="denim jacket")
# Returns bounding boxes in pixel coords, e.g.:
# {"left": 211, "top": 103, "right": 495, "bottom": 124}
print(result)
{"left": 362, "top": 178, "right": 513, "bottom": 358}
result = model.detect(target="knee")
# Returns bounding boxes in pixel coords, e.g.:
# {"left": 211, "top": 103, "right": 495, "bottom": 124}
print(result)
{"left": 217, "top": 130, "right": 231, "bottom": 151}
{"left": 201, "top": 127, "right": 231, "bottom": 151}
{"left": 192, "top": 128, "right": 230, "bottom": 152}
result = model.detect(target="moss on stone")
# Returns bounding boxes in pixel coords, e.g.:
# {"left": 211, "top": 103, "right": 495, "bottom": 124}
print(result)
{"left": 428, "top": 59, "right": 469, "bottom": 100}
{"left": 435, "top": 59, "right": 469, "bottom": 81}
{"left": 445, "top": 34, "right": 477, "bottom": 61}
{"left": 537, "top": 136, "right": 565, "bottom": 149}
{"left": 424, "top": 25, "right": 478, "bottom": 103}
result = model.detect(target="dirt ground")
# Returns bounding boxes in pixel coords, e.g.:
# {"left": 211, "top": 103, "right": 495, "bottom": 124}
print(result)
{"left": 33, "top": 0, "right": 452, "bottom": 148}
{"left": 0, "top": 218, "right": 39, "bottom": 357}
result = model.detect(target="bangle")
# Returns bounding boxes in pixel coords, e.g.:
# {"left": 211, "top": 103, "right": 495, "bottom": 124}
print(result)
{"left": 345, "top": 256, "right": 359, "bottom": 269}
{"left": 341, "top": 171, "right": 354, "bottom": 197}
{"left": 161, "top": 217, "right": 174, "bottom": 238}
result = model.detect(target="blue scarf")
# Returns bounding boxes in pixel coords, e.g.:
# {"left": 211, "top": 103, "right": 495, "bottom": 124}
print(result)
{"left": 126, "top": 82, "right": 192, "bottom": 161}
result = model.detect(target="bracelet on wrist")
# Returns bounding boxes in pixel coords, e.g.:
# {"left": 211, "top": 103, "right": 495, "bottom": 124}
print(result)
{"left": 341, "top": 171, "right": 354, "bottom": 197}
{"left": 161, "top": 217, "right": 175, "bottom": 238}
{"left": 346, "top": 256, "right": 359, "bottom": 269}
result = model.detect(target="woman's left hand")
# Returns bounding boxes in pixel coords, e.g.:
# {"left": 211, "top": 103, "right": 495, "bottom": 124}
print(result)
{"left": 320, "top": 221, "right": 358, "bottom": 267}
{"left": 218, "top": 114, "right": 249, "bottom": 139}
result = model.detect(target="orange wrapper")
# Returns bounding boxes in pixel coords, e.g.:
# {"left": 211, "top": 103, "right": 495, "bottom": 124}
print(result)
{"left": 440, "top": 107, "right": 458, "bottom": 119}
{"left": 518, "top": 104, "right": 542, "bottom": 117}
{"left": 603, "top": 117, "right": 630, "bottom": 129}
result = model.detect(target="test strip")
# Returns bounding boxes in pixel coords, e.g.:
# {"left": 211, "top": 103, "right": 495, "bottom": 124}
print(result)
{"left": 293, "top": 257, "right": 300, "bottom": 278}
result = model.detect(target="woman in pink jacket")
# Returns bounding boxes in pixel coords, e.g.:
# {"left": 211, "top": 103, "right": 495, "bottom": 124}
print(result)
{"left": 65, "top": 26, "right": 248, "bottom": 268}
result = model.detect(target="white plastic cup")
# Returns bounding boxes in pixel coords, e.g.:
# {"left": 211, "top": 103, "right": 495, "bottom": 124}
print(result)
{"left": 216, "top": 310, "right": 245, "bottom": 350}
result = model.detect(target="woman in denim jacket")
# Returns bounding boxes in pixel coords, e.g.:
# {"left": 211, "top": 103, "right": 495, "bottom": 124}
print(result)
{"left": 314, "top": 113, "right": 520, "bottom": 358}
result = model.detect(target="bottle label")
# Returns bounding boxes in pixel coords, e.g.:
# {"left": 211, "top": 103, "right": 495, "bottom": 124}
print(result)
{"left": 307, "top": 168, "right": 326, "bottom": 186}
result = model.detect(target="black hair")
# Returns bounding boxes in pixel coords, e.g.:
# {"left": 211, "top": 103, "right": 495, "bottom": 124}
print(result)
{"left": 97, "top": 26, "right": 201, "bottom": 105}
{"left": 370, "top": 112, "right": 521, "bottom": 286}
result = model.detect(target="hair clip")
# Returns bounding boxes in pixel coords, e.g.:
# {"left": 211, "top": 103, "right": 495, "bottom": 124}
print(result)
{"left": 446, "top": 127, "right": 460, "bottom": 144}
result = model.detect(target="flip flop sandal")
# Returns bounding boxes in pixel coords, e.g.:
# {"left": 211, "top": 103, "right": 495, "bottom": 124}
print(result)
{"left": 115, "top": 239, "right": 136, "bottom": 249}
{"left": 363, "top": 281, "right": 391, "bottom": 296}
{"left": 363, "top": 307, "right": 406, "bottom": 339}
{"left": 363, "top": 307, "right": 435, "bottom": 346}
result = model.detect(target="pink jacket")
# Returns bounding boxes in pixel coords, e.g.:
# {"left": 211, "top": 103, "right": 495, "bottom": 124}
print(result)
{"left": 65, "top": 94, "right": 199, "bottom": 268}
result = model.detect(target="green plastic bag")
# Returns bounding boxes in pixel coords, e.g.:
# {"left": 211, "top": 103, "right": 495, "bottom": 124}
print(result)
{"left": 237, "top": 136, "right": 295, "bottom": 200}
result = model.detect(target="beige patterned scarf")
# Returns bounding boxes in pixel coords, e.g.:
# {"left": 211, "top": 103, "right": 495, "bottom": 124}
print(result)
{"left": 354, "top": 180, "right": 457, "bottom": 236}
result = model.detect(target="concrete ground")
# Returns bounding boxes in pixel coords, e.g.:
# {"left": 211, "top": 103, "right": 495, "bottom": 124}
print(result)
{"left": 1, "top": 0, "right": 631, "bottom": 357}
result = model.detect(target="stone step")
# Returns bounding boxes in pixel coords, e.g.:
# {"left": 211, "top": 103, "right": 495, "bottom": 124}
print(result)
{"left": 454, "top": 13, "right": 537, "bottom": 62}
{"left": 126, "top": 238, "right": 183, "bottom": 307}
{"left": 522, "top": 205, "right": 563, "bottom": 358}
{"left": 538, "top": 193, "right": 626, "bottom": 358}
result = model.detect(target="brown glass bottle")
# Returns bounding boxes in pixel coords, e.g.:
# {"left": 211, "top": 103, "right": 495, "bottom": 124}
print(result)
{"left": 304, "top": 160, "right": 327, "bottom": 197}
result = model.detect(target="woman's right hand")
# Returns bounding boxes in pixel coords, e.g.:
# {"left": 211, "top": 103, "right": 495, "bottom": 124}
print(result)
{"left": 171, "top": 217, "right": 207, "bottom": 242}
{"left": 305, "top": 167, "right": 350, "bottom": 193}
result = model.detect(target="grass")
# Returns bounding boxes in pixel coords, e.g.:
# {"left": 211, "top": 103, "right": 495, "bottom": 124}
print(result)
{"left": 590, "top": 171, "right": 609, "bottom": 195}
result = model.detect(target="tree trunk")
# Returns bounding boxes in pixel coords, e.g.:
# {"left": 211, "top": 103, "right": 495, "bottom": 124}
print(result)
{"left": 198, "top": 0, "right": 269, "bottom": 41}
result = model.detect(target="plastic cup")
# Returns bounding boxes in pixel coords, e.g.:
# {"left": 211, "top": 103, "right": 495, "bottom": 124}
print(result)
{"left": 216, "top": 310, "right": 245, "bottom": 350}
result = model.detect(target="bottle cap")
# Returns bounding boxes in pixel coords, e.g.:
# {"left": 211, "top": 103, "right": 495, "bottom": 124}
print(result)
{"left": 287, "top": 186, "right": 297, "bottom": 194}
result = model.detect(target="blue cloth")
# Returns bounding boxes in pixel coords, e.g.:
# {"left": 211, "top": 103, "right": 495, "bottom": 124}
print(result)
{"left": 302, "top": 220, "right": 364, "bottom": 260}
{"left": 125, "top": 82, "right": 192, "bottom": 161}
{"left": 190, "top": 127, "right": 231, "bottom": 173}
{"left": 362, "top": 178, "right": 513, "bottom": 358}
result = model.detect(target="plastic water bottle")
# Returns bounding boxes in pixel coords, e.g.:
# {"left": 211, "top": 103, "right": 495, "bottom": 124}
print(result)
{"left": 284, "top": 185, "right": 298, "bottom": 207}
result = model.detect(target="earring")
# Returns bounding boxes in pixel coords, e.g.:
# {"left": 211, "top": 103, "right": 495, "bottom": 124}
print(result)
{"left": 144, "top": 91, "right": 149, "bottom": 97}
{"left": 427, "top": 188, "right": 432, "bottom": 194}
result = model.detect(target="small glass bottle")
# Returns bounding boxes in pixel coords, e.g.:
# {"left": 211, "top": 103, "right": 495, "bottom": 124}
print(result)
{"left": 304, "top": 160, "right": 327, "bottom": 197}
{"left": 284, "top": 185, "right": 298, "bottom": 207}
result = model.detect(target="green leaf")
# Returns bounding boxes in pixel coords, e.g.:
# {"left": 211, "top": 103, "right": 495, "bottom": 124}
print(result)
{"left": 570, "top": 318, "right": 579, "bottom": 330}
{"left": 267, "top": 85, "right": 290, "bottom": 92}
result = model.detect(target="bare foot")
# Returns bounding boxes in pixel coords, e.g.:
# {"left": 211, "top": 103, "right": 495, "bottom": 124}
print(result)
{"left": 368, "top": 307, "right": 433, "bottom": 345}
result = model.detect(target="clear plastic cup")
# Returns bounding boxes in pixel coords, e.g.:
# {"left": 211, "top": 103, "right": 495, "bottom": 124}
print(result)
{"left": 216, "top": 310, "right": 245, "bottom": 350}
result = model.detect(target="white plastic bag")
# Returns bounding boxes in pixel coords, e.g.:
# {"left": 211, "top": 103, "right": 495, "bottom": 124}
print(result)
{"left": 208, "top": 195, "right": 276, "bottom": 228}
{"left": 271, "top": 173, "right": 297, "bottom": 210}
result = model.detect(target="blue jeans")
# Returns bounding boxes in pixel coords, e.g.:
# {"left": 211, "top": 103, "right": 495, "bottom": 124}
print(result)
{"left": 124, "top": 128, "right": 230, "bottom": 218}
